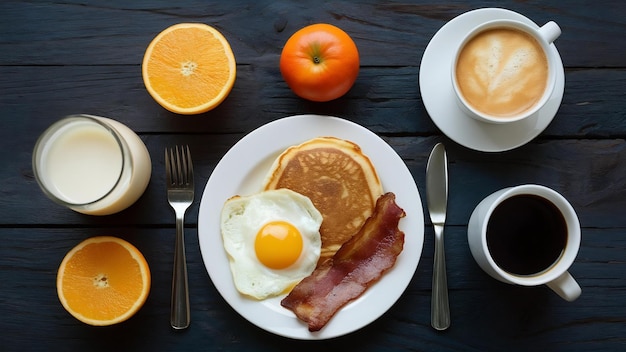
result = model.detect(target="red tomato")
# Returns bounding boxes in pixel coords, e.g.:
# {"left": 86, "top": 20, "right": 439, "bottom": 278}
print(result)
{"left": 280, "top": 23, "right": 360, "bottom": 102}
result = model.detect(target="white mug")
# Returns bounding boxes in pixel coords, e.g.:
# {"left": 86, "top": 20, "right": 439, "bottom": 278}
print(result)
{"left": 467, "top": 184, "right": 581, "bottom": 301}
{"left": 452, "top": 19, "right": 562, "bottom": 124}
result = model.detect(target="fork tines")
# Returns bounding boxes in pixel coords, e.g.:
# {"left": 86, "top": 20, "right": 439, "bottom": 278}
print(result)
{"left": 165, "top": 145, "right": 193, "bottom": 186}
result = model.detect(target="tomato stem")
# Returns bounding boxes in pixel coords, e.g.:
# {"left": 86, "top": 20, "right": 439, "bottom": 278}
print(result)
{"left": 309, "top": 42, "right": 323, "bottom": 65}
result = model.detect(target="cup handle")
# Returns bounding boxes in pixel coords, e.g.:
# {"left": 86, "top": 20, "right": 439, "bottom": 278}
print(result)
{"left": 546, "top": 271, "right": 581, "bottom": 301}
{"left": 538, "top": 21, "right": 561, "bottom": 44}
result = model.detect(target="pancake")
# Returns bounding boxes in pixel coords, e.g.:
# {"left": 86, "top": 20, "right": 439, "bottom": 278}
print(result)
{"left": 263, "top": 137, "right": 383, "bottom": 263}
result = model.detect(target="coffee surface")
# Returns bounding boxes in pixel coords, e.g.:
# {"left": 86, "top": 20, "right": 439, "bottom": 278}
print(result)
{"left": 456, "top": 28, "right": 548, "bottom": 117}
{"left": 486, "top": 194, "right": 567, "bottom": 276}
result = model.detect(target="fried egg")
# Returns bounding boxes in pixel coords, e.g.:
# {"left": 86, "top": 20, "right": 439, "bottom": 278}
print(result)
{"left": 220, "top": 188, "right": 322, "bottom": 299}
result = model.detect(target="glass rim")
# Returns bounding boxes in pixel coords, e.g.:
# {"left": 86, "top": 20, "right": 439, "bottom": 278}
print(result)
{"left": 32, "top": 114, "right": 128, "bottom": 207}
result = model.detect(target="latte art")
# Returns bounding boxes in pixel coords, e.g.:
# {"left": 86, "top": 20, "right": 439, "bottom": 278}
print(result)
{"left": 456, "top": 28, "right": 549, "bottom": 117}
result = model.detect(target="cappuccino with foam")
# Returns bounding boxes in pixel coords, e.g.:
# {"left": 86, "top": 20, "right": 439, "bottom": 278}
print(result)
{"left": 456, "top": 27, "right": 548, "bottom": 118}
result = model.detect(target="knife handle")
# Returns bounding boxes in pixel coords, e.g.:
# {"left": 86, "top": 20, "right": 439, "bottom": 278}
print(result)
{"left": 431, "top": 223, "right": 450, "bottom": 330}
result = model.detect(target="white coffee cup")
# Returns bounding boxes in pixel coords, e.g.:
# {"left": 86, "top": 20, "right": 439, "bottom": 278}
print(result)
{"left": 452, "top": 19, "right": 561, "bottom": 124}
{"left": 467, "top": 184, "right": 581, "bottom": 301}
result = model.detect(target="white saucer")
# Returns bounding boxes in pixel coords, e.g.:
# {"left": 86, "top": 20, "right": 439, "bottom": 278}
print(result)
{"left": 419, "top": 8, "right": 565, "bottom": 152}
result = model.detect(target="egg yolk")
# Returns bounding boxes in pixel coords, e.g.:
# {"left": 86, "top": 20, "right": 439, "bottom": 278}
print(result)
{"left": 254, "top": 220, "right": 303, "bottom": 270}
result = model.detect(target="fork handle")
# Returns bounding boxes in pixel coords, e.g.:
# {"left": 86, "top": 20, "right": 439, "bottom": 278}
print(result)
{"left": 171, "top": 211, "right": 190, "bottom": 329}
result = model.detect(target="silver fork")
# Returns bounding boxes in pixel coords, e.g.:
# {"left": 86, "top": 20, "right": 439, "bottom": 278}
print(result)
{"left": 165, "top": 145, "right": 194, "bottom": 330}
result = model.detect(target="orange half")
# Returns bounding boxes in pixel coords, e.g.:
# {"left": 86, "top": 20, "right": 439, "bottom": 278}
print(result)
{"left": 142, "top": 23, "right": 237, "bottom": 114}
{"left": 57, "top": 236, "right": 151, "bottom": 326}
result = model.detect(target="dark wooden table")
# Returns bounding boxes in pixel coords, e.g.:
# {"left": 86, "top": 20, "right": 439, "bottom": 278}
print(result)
{"left": 2, "top": 1, "right": 625, "bottom": 350}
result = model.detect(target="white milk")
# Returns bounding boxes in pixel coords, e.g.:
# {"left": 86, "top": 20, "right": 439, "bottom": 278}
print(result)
{"left": 33, "top": 115, "right": 152, "bottom": 215}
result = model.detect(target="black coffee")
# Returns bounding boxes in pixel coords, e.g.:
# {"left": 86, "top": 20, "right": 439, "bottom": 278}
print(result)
{"left": 486, "top": 194, "right": 567, "bottom": 275}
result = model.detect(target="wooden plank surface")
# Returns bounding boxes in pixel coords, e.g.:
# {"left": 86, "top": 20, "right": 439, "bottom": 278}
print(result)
{"left": 1, "top": 0, "right": 625, "bottom": 351}
{"left": 4, "top": 135, "right": 626, "bottom": 229}
{"left": 1, "top": 66, "right": 626, "bottom": 136}
{"left": 2, "top": 1, "right": 625, "bottom": 67}
{"left": 2, "top": 227, "right": 624, "bottom": 351}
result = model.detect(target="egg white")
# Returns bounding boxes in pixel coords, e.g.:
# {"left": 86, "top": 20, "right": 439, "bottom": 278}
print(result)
{"left": 220, "top": 188, "right": 322, "bottom": 300}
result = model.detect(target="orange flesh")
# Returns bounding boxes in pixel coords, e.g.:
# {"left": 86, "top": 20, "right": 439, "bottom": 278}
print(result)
{"left": 57, "top": 237, "right": 150, "bottom": 325}
{"left": 142, "top": 23, "right": 236, "bottom": 114}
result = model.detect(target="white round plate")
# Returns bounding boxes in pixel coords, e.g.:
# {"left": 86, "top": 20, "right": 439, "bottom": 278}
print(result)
{"left": 197, "top": 115, "right": 424, "bottom": 340}
{"left": 419, "top": 8, "right": 565, "bottom": 152}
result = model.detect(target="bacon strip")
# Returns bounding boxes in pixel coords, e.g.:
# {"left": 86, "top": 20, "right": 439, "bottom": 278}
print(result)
{"left": 280, "top": 192, "right": 405, "bottom": 331}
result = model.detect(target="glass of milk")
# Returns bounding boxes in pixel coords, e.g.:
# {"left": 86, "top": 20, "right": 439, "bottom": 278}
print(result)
{"left": 33, "top": 114, "right": 152, "bottom": 215}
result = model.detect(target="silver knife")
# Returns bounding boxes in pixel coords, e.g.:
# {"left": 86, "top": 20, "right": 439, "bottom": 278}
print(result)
{"left": 426, "top": 142, "right": 450, "bottom": 330}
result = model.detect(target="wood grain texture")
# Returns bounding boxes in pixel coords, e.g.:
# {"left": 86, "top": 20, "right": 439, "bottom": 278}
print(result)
{"left": 1, "top": 0, "right": 625, "bottom": 351}
{"left": 4, "top": 136, "right": 626, "bottom": 228}
{"left": 1, "top": 1, "right": 625, "bottom": 67}
{"left": 1, "top": 227, "right": 624, "bottom": 351}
